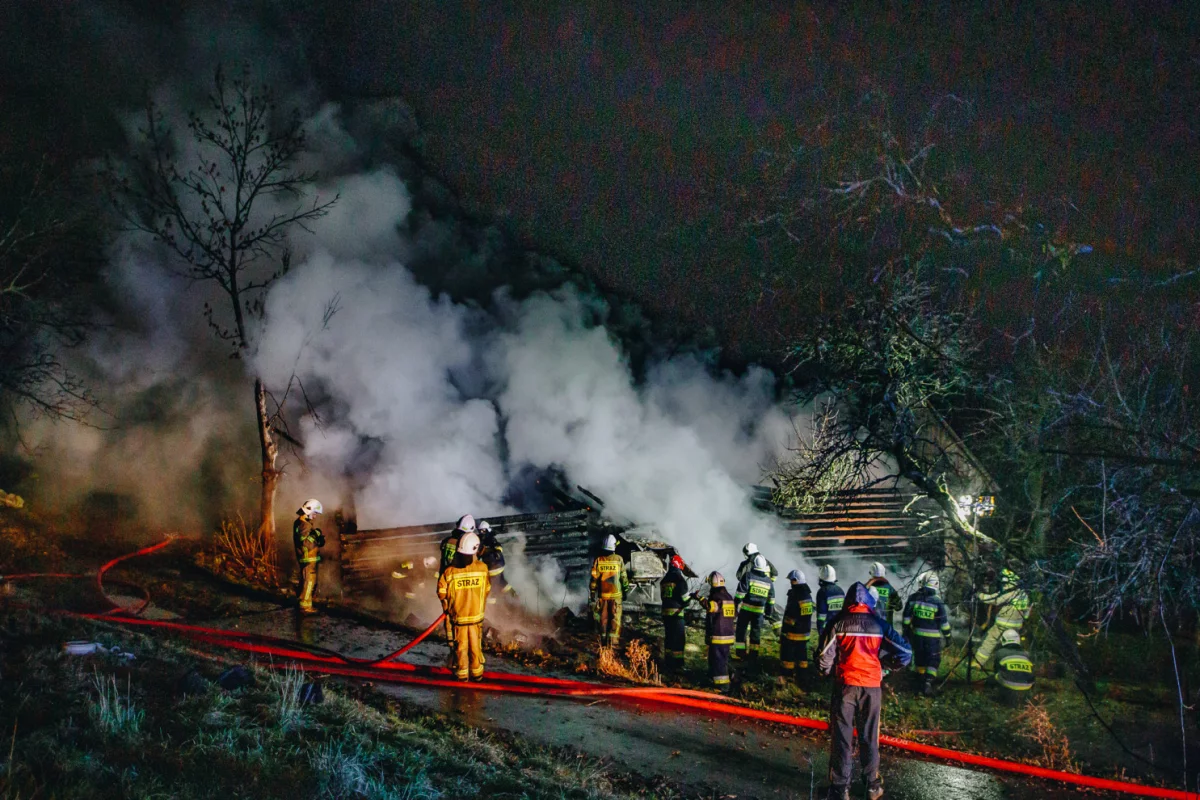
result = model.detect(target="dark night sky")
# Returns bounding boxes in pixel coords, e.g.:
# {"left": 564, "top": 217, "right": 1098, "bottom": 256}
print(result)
{"left": 3, "top": 1, "right": 1198, "bottom": 356}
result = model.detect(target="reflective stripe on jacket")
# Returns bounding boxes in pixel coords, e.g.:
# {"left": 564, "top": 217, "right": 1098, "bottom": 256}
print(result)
{"left": 706, "top": 586, "right": 737, "bottom": 645}
{"left": 293, "top": 516, "right": 324, "bottom": 565}
{"left": 819, "top": 584, "right": 912, "bottom": 687}
{"left": 902, "top": 587, "right": 951, "bottom": 638}
{"left": 735, "top": 556, "right": 779, "bottom": 583}
{"left": 438, "top": 560, "right": 491, "bottom": 625}
{"left": 995, "top": 644, "right": 1035, "bottom": 690}
{"left": 481, "top": 544, "right": 505, "bottom": 577}
{"left": 978, "top": 587, "right": 1031, "bottom": 628}
{"left": 660, "top": 567, "right": 689, "bottom": 616}
{"left": 439, "top": 533, "right": 461, "bottom": 574}
{"left": 816, "top": 582, "right": 845, "bottom": 635}
{"left": 590, "top": 553, "right": 630, "bottom": 600}
{"left": 782, "top": 584, "right": 814, "bottom": 640}
{"left": 734, "top": 570, "right": 776, "bottom": 616}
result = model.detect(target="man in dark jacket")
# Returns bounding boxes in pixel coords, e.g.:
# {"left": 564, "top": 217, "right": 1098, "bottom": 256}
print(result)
{"left": 478, "top": 521, "right": 515, "bottom": 606}
{"left": 819, "top": 583, "right": 912, "bottom": 800}
{"left": 902, "top": 571, "right": 952, "bottom": 696}
{"left": 815, "top": 565, "right": 845, "bottom": 640}
{"left": 864, "top": 562, "right": 903, "bottom": 627}
{"left": 993, "top": 628, "right": 1035, "bottom": 706}
{"left": 703, "top": 571, "right": 736, "bottom": 689}
{"left": 660, "top": 554, "right": 690, "bottom": 671}
{"left": 780, "top": 569, "right": 815, "bottom": 681}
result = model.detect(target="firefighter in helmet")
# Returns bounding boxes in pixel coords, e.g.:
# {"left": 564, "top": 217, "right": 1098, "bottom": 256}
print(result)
{"left": 780, "top": 569, "right": 815, "bottom": 681}
{"left": 589, "top": 534, "right": 630, "bottom": 649}
{"left": 293, "top": 499, "right": 325, "bottom": 614}
{"left": 437, "top": 530, "right": 491, "bottom": 681}
{"left": 902, "top": 571, "right": 951, "bottom": 696}
{"left": 478, "top": 521, "right": 515, "bottom": 606}
{"left": 973, "top": 568, "right": 1032, "bottom": 670}
{"left": 733, "top": 554, "right": 779, "bottom": 659}
{"left": 815, "top": 564, "right": 845, "bottom": 639}
{"left": 993, "top": 628, "right": 1035, "bottom": 705}
{"left": 735, "top": 542, "right": 779, "bottom": 582}
{"left": 441, "top": 514, "right": 475, "bottom": 575}
{"left": 864, "top": 562, "right": 903, "bottom": 627}
{"left": 659, "top": 553, "right": 690, "bottom": 671}
{"left": 704, "top": 571, "right": 736, "bottom": 689}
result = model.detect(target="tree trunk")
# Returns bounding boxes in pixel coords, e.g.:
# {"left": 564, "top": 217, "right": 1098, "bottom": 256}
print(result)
{"left": 255, "top": 377, "right": 281, "bottom": 565}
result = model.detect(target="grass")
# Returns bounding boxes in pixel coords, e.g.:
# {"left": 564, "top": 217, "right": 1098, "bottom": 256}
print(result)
{"left": 0, "top": 606, "right": 698, "bottom": 800}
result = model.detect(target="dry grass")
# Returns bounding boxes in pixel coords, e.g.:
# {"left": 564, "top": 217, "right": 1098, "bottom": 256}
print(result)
{"left": 597, "top": 640, "right": 661, "bottom": 685}
{"left": 1015, "top": 699, "right": 1077, "bottom": 772}
{"left": 213, "top": 513, "right": 279, "bottom": 585}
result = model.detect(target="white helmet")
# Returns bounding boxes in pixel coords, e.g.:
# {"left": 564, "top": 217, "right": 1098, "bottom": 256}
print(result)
{"left": 787, "top": 569, "right": 806, "bottom": 584}
{"left": 752, "top": 554, "right": 767, "bottom": 572}
{"left": 456, "top": 514, "right": 476, "bottom": 533}
{"left": 602, "top": 534, "right": 617, "bottom": 552}
{"left": 743, "top": 542, "right": 759, "bottom": 557}
{"left": 869, "top": 562, "right": 886, "bottom": 579}
{"left": 818, "top": 564, "right": 836, "bottom": 583}
{"left": 1000, "top": 628, "right": 1022, "bottom": 647}
{"left": 422, "top": 556, "right": 439, "bottom": 569}
{"left": 458, "top": 532, "right": 480, "bottom": 556}
{"left": 478, "top": 520, "right": 492, "bottom": 533}
{"left": 708, "top": 571, "right": 725, "bottom": 587}
{"left": 300, "top": 499, "right": 323, "bottom": 517}
{"left": 921, "top": 572, "right": 940, "bottom": 591}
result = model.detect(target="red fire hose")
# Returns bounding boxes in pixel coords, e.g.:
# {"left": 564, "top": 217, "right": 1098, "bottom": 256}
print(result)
{"left": 8, "top": 537, "right": 1199, "bottom": 799}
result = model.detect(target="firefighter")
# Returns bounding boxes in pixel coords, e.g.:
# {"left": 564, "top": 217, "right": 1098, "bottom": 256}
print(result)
{"left": 993, "top": 628, "right": 1035, "bottom": 705}
{"left": 391, "top": 560, "right": 418, "bottom": 601}
{"left": 478, "top": 521, "right": 515, "bottom": 606}
{"left": 437, "top": 530, "right": 491, "bottom": 681}
{"left": 589, "top": 534, "right": 630, "bottom": 649}
{"left": 440, "top": 514, "right": 475, "bottom": 574}
{"left": 780, "top": 569, "right": 815, "bottom": 681}
{"left": 973, "top": 568, "right": 1032, "bottom": 670}
{"left": 819, "top": 583, "right": 912, "bottom": 800}
{"left": 293, "top": 499, "right": 325, "bottom": 614}
{"left": 735, "top": 542, "right": 779, "bottom": 582}
{"left": 902, "top": 572, "right": 951, "bottom": 696}
{"left": 660, "top": 554, "right": 690, "bottom": 671}
{"left": 733, "top": 554, "right": 779, "bottom": 659}
{"left": 864, "top": 562, "right": 903, "bottom": 627}
{"left": 815, "top": 565, "right": 845, "bottom": 640}
{"left": 704, "top": 571, "right": 736, "bottom": 689}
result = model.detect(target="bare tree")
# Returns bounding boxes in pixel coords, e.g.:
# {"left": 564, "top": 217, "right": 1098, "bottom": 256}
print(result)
{"left": 0, "top": 158, "right": 95, "bottom": 423}
{"left": 111, "top": 65, "right": 338, "bottom": 553}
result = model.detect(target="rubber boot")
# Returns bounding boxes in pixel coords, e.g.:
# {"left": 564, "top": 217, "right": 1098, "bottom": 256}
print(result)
{"left": 867, "top": 779, "right": 885, "bottom": 800}
{"left": 922, "top": 675, "right": 935, "bottom": 697}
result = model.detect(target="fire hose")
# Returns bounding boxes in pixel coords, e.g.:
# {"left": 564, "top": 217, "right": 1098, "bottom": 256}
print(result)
{"left": 5, "top": 538, "right": 1198, "bottom": 799}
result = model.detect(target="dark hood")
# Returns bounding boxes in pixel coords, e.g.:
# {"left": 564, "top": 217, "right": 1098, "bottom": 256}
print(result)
{"left": 846, "top": 582, "right": 874, "bottom": 609}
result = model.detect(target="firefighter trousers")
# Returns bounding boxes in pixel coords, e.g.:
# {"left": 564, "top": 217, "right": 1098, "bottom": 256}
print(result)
{"left": 708, "top": 643, "right": 731, "bottom": 686}
{"left": 974, "top": 624, "right": 1018, "bottom": 667}
{"left": 596, "top": 598, "right": 622, "bottom": 648}
{"left": 734, "top": 610, "right": 763, "bottom": 656}
{"left": 451, "top": 621, "right": 484, "bottom": 680}
{"left": 780, "top": 633, "right": 811, "bottom": 675}
{"left": 828, "top": 684, "right": 882, "bottom": 792}
{"left": 663, "top": 615, "right": 686, "bottom": 669}
{"left": 299, "top": 563, "right": 318, "bottom": 611}
{"left": 912, "top": 636, "right": 943, "bottom": 676}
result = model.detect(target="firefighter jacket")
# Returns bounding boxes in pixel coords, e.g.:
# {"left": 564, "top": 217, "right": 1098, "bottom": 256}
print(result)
{"left": 995, "top": 643, "right": 1035, "bottom": 691}
{"left": 705, "top": 586, "right": 737, "bottom": 645}
{"left": 481, "top": 541, "right": 506, "bottom": 581}
{"left": 590, "top": 553, "right": 630, "bottom": 601}
{"left": 818, "top": 583, "right": 912, "bottom": 687}
{"left": 660, "top": 566, "right": 690, "bottom": 618}
{"left": 902, "top": 587, "right": 951, "bottom": 640}
{"left": 977, "top": 586, "right": 1032, "bottom": 629}
{"left": 782, "top": 583, "right": 814, "bottom": 639}
{"left": 438, "top": 559, "right": 491, "bottom": 625}
{"left": 734, "top": 569, "right": 778, "bottom": 621}
{"left": 816, "top": 581, "right": 845, "bottom": 635}
{"left": 293, "top": 516, "right": 325, "bottom": 565}
{"left": 735, "top": 556, "right": 779, "bottom": 583}
{"left": 865, "top": 576, "right": 903, "bottom": 624}
{"left": 439, "top": 532, "right": 462, "bottom": 574}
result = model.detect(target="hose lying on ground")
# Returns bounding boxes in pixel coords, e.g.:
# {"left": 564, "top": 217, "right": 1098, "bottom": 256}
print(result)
{"left": 7, "top": 536, "right": 1199, "bottom": 800}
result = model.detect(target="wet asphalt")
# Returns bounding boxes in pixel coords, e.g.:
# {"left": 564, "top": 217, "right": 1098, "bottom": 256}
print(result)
{"left": 207, "top": 608, "right": 1129, "bottom": 800}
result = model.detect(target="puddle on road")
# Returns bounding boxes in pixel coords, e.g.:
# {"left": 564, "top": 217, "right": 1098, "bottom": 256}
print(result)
{"left": 213, "top": 609, "right": 1099, "bottom": 800}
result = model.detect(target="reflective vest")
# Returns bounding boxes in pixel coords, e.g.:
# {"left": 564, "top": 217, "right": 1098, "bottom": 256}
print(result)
{"left": 590, "top": 553, "right": 629, "bottom": 600}
{"left": 866, "top": 577, "right": 902, "bottom": 625}
{"left": 439, "top": 532, "right": 461, "bottom": 574}
{"left": 706, "top": 587, "right": 737, "bottom": 645}
{"left": 437, "top": 560, "right": 491, "bottom": 625}
{"left": 903, "top": 588, "right": 951, "bottom": 639}
{"left": 293, "top": 517, "right": 324, "bottom": 565}
{"left": 735, "top": 570, "right": 775, "bottom": 614}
